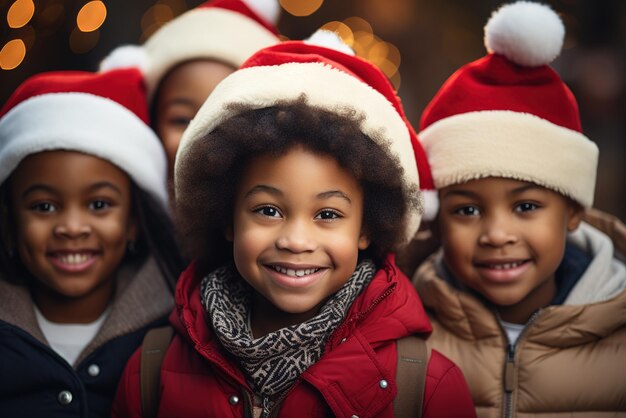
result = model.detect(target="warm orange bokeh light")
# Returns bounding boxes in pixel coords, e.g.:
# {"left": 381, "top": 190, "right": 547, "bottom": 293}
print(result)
{"left": 7, "top": 0, "right": 35, "bottom": 28}
{"left": 77, "top": 0, "right": 107, "bottom": 32}
{"left": 280, "top": 0, "right": 323, "bottom": 17}
{"left": 343, "top": 16, "right": 373, "bottom": 34}
{"left": 319, "top": 21, "right": 354, "bottom": 47}
{"left": 0, "top": 39, "right": 26, "bottom": 70}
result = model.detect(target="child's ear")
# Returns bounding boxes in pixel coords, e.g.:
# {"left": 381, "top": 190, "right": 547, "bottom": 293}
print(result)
{"left": 358, "top": 231, "right": 370, "bottom": 250}
{"left": 567, "top": 201, "right": 585, "bottom": 232}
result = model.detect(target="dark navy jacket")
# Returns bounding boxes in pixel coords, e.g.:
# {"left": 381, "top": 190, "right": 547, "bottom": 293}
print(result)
{"left": 0, "top": 258, "right": 173, "bottom": 418}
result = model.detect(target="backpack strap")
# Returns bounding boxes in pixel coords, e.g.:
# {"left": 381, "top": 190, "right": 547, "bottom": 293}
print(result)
{"left": 393, "top": 334, "right": 428, "bottom": 418}
{"left": 140, "top": 325, "right": 174, "bottom": 418}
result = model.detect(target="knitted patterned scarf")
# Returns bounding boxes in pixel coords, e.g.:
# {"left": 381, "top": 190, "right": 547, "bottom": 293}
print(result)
{"left": 201, "top": 259, "right": 376, "bottom": 399}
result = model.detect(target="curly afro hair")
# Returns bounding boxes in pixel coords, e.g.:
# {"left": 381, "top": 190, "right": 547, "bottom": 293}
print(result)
{"left": 175, "top": 97, "right": 421, "bottom": 273}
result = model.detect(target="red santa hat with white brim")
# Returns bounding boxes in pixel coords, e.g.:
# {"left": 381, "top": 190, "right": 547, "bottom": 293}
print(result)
{"left": 175, "top": 31, "right": 437, "bottom": 244}
{"left": 0, "top": 68, "right": 168, "bottom": 210}
{"left": 100, "top": 0, "right": 281, "bottom": 101}
{"left": 419, "top": 1, "right": 598, "bottom": 208}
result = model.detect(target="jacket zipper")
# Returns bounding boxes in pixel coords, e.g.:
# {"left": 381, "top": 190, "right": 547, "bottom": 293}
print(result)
{"left": 499, "top": 309, "right": 543, "bottom": 418}
{"left": 503, "top": 343, "right": 515, "bottom": 418}
{"left": 244, "top": 383, "right": 296, "bottom": 418}
{"left": 260, "top": 396, "right": 271, "bottom": 418}
{"left": 327, "top": 282, "right": 397, "bottom": 347}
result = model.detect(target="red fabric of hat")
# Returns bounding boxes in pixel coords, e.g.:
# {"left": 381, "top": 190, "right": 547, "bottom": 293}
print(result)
{"left": 201, "top": 0, "right": 279, "bottom": 35}
{"left": 1, "top": 69, "right": 149, "bottom": 123}
{"left": 418, "top": 1, "right": 598, "bottom": 208}
{"left": 0, "top": 68, "right": 168, "bottom": 208}
{"left": 420, "top": 53, "right": 582, "bottom": 133}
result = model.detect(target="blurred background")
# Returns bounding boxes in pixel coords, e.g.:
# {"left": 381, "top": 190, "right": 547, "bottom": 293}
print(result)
{"left": 1, "top": 0, "right": 625, "bottom": 219}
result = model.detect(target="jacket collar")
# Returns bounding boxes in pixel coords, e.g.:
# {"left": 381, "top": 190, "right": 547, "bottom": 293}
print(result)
{"left": 172, "top": 255, "right": 432, "bottom": 407}
{"left": 0, "top": 256, "right": 173, "bottom": 364}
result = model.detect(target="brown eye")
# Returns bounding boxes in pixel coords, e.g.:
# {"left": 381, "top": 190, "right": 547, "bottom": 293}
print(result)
{"left": 515, "top": 202, "right": 539, "bottom": 213}
{"left": 255, "top": 206, "right": 281, "bottom": 218}
{"left": 454, "top": 206, "right": 480, "bottom": 216}
{"left": 31, "top": 202, "right": 56, "bottom": 212}
{"left": 89, "top": 200, "right": 111, "bottom": 211}
{"left": 315, "top": 210, "right": 341, "bottom": 220}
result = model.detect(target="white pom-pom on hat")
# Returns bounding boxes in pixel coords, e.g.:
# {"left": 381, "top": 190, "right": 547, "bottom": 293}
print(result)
{"left": 421, "top": 189, "right": 439, "bottom": 222}
{"left": 99, "top": 45, "right": 149, "bottom": 74}
{"left": 484, "top": 1, "right": 565, "bottom": 67}
{"left": 305, "top": 29, "right": 355, "bottom": 56}
{"left": 243, "top": 0, "right": 281, "bottom": 25}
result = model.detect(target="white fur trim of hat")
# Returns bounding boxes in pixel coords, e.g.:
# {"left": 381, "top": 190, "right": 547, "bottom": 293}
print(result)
{"left": 0, "top": 93, "right": 168, "bottom": 208}
{"left": 142, "top": 7, "right": 278, "bottom": 99}
{"left": 176, "top": 61, "right": 422, "bottom": 244}
{"left": 420, "top": 110, "right": 598, "bottom": 208}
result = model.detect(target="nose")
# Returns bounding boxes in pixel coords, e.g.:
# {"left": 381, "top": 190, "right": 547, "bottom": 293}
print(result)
{"left": 275, "top": 219, "right": 317, "bottom": 253}
{"left": 53, "top": 209, "right": 91, "bottom": 239}
{"left": 478, "top": 213, "right": 517, "bottom": 247}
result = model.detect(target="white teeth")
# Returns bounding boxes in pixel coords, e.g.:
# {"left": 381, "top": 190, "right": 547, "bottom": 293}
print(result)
{"left": 489, "top": 261, "right": 523, "bottom": 270}
{"left": 272, "top": 265, "right": 320, "bottom": 277}
{"left": 59, "top": 253, "right": 90, "bottom": 265}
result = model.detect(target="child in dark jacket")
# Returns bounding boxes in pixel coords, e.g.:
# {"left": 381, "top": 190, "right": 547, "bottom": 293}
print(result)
{"left": 0, "top": 68, "right": 184, "bottom": 418}
{"left": 112, "top": 34, "right": 476, "bottom": 417}
{"left": 409, "top": 2, "right": 626, "bottom": 416}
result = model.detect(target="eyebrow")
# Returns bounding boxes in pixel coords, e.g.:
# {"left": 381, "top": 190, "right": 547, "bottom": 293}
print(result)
{"left": 440, "top": 189, "right": 478, "bottom": 200}
{"left": 441, "top": 183, "right": 543, "bottom": 200}
{"left": 244, "top": 186, "right": 352, "bottom": 204}
{"left": 88, "top": 181, "right": 124, "bottom": 195}
{"left": 244, "top": 185, "right": 282, "bottom": 198}
{"left": 317, "top": 190, "right": 352, "bottom": 204}
{"left": 21, "top": 182, "right": 123, "bottom": 198}
{"left": 162, "top": 97, "right": 197, "bottom": 108}
{"left": 21, "top": 184, "right": 57, "bottom": 198}
{"left": 509, "top": 184, "right": 542, "bottom": 195}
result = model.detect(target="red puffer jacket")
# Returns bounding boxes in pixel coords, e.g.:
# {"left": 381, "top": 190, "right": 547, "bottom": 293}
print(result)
{"left": 112, "top": 256, "right": 475, "bottom": 418}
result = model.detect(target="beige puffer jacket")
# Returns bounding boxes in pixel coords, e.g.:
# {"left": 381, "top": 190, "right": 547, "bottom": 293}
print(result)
{"left": 412, "top": 210, "right": 626, "bottom": 417}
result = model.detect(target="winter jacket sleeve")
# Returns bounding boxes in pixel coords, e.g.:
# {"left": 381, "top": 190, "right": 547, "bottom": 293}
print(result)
{"left": 111, "top": 346, "right": 143, "bottom": 418}
{"left": 422, "top": 349, "right": 476, "bottom": 418}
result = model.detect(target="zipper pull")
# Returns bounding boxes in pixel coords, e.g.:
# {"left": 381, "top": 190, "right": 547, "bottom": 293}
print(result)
{"left": 504, "top": 344, "right": 515, "bottom": 392}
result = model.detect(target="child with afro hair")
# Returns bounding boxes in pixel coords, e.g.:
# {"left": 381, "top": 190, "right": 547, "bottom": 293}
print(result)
{"left": 112, "top": 34, "right": 475, "bottom": 418}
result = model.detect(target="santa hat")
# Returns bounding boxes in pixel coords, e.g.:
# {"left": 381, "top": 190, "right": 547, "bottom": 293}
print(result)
{"left": 419, "top": 1, "right": 598, "bottom": 208}
{"left": 100, "top": 0, "right": 281, "bottom": 100}
{"left": 175, "top": 31, "right": 436, "bottom": 244}
{"left": 0, "top": 68, "right": 168, "bottom": 209}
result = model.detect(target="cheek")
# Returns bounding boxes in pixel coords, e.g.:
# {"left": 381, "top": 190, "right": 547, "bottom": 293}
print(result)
{"left": 15, "top": 218, "right": 48, "bottom": 250}
{"left": 440, "top": 222, "right": 473, "bottom": 257}
{"left": 325, "top": 232, "right": 360, "bottom": 269}
{"left": 232, "top": 225, "right": 268, "bottom": 263}
{"left": 161, "top": 133, "right": 182, "bottom": 161}
{"left": 101, "top": 213, "right": 134, "bottom": 246}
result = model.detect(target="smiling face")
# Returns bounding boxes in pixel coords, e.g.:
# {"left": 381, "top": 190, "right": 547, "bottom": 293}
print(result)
{"left": 231, "top": 145, "right": 370, "bottom": 321}
{"left": 437, "top": 177, "right": 583, "bottom": 323}
{"left": 153, "top": 59, "right": 235, "bottom": 177}
{"left": 9, "top": 151, "right": 137, "bottom": 314}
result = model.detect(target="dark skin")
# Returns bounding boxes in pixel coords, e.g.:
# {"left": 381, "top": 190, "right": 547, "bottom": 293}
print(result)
{"left": 9, "top": 151, "right": 137, "bottom": 323}
{"left": 436, "top": 178, "right": 584, "bottom": 325}
{"left": 493, "top": 277, "right": 557, "bottom": 324}
{"left": 31, "top": 278, "right": 115, "bottom": 323}
{"left": 153, "top": 59, "right": 235, "bottom": 179}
